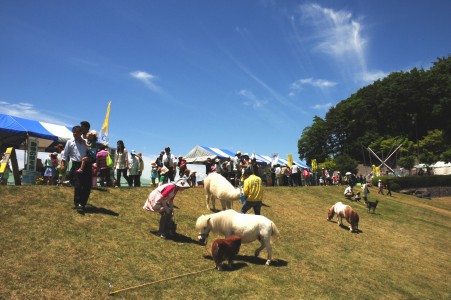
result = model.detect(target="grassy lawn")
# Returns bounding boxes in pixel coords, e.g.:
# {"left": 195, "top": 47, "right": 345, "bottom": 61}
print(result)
{"left": 0, "top": 184, "right": 450, "bottom": 299}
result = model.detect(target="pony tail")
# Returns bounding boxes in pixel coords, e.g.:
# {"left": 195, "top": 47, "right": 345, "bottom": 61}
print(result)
{"left": 270, "top": 222, "right": 280, "bottom": 242}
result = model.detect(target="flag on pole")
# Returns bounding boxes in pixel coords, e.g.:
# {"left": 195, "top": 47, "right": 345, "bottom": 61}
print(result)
{"left": 287, "top": 154, "right": 293, "bottom": 167}
{"left": 99, "top": 101, "right": 111, "bottom": 144}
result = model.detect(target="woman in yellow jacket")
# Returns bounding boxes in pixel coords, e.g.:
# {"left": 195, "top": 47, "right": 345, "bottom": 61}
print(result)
{"left": 241, "top": 167, "right": 263, "bottom": 215}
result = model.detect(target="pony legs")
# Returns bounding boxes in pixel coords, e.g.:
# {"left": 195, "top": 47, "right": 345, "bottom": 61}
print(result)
{"left": 205, "top": 192, "right": 216, "bottom": 211}
{"left": 254, "top": 238, "right": 272, "bottom": 266}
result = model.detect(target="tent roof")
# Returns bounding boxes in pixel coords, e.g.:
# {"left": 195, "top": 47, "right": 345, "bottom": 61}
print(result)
{"left": 0, "top": 114, "right": 73, "bottom": 150}
{"left": 184, "top": 145, "right": 235, "bottom": 164}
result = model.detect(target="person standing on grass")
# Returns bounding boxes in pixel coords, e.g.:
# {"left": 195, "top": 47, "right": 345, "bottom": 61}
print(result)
{"left": 128, "top": 150, "right": 141, "bottom": 187}
{"left": 113, "top": 140, "right": 130, "bottom": 187}
{"left": 43, "top": 152, "right": 58, "bottom": 185}
{"left": 136, "top": 152, "right": 144, "bottom": 187}
{"left": 162, "top": 146, "right": 177, "bottom": 183}
{"left": 61, "top": 125, "right": 92, "bottom": 212}
{"left": 142, "top": 178, "right": 190, "bottom": 238}
{"left": 362, "top": 182, "right": 370, "bottom": 202}
{"left": 241, "top": 167, "right": 263, "bottom": 215}
{"left": 96, "top": 143, "right": 111, "bottom": 187}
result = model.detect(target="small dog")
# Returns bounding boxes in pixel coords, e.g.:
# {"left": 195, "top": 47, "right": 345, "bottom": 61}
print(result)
{"left": 211, "top": 235, "right": 241, "bottom": 270}
{"left": 365, "top": 200, "right": 379, "bottom": 213}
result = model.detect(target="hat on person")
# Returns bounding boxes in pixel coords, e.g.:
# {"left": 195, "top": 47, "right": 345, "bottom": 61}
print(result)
{"left": 150, "top": 162, "right": 156, "bottom": 166}
{"left": 51, "top": 152, "right": 58, "bottom": 157}
{"left": 160, "top": 151, "right": 165, "bottom": 155}
{"left": 88, "top": 130, "right": 97, "bottom": 136}
{"left": 215, "top": 158, "right": 220, "bottom": 163}
{"left": 175, "top": 178, "right": 190, "bottom": 188}
{"left": 131, "top": 150, "right": 137, "bottom": 155}
{"left": 243, "top": 153, "right": 249, "bottom": 157}
{"left": 236, "top": 151, "right": 241, "bottom": 155}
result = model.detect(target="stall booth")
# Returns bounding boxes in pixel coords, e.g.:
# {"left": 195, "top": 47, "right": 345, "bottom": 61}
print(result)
{"left": 0, "top": 114, "right": 73, "bottom": 184}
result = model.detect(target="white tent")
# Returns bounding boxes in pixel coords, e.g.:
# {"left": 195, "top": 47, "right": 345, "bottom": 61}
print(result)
{"left": 430, "top": 161, "right": 451, "bottom": 175}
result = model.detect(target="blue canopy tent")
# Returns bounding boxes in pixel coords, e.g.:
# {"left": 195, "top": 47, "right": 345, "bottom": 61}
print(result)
{"left": 0, "top": 113, "right": 73, "bottom": 151}
{"left": 260, "top": 155, "right": 310, "bottom": 170}
{"left": 0, "top": 114, "right": 73, "bottom": 174}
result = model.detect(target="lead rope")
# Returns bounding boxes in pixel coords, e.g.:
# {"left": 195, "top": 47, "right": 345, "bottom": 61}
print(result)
{"left": 108, "top": 266, "right": 215, "bottom": 296}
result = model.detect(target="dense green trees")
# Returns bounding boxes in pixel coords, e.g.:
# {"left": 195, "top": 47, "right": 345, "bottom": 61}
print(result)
{"left": 298, "top": 55, "right": 451, "bottom": 167}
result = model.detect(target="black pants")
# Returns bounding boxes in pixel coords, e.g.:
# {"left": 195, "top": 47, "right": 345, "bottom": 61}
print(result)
{"left": 159, "top": 211, "right": 174, "bottom": 235}
{"left": 70, "top": 161, "right": 92, "bottom": 207}
{"left": 98, "top": 168, "right": 111, "bottom": 187}
{"left": 116, "top": 169, "right": 130, "bottom": 187}
{"left": 129, "top": 174, "right": 140, "bottom": 187}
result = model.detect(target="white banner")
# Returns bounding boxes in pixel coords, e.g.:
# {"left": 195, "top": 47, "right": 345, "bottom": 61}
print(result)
{"left": 27, "top": 138, "right": 39, "bottom": 171}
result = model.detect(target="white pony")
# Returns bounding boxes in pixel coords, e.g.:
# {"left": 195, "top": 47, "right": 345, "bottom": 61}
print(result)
{"left": 327, "top": 201, "right": 359, "bottom": 232}
{"left": 196, "top": 209, "right": 279, "bottom": 266}
{"left": 204, "top": 172, "right": 241, "bottom": 211}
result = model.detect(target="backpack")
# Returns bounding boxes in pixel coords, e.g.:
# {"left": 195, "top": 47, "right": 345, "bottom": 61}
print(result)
{"left": 106, "top": 153, "right": 113, "bottom": 168}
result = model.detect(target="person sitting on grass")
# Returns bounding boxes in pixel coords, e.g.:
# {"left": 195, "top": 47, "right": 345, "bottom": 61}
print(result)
{"left": 77, "top": 130, "right": 98, "bottom": 173}
{"left": 344, "top": 185, "right": 354, "bottom": 200}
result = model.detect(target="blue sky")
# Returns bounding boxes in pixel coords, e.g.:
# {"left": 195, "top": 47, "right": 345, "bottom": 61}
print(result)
{"left": 1, "top": 0, "right": 450, "bottom": 178}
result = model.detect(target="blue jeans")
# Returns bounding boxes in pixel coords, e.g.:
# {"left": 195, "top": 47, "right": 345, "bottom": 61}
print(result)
{"left": 241, "top": 200, "right": 262, "bottom": 215}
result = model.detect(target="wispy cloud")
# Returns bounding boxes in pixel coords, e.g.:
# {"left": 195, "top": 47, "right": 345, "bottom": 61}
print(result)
{"left": 311, "top": 102, "right": 333, "bottom": 110}
{"left": 0, "top": 101, "right": 71, "bottom": 124}
{"left": 238, "top": 89, "right": 268, "bottom": 109}
{"left": 130, "top": 70, "right": 163, "bottom": 93}
{"left": 360, "top": 70, "right": 388, "bottom": 82}
{"left": 300, "top": 4, "right": 366, "bottom": 61}
{"left": 298, "top": 3, "right": 385, "bottom": 84}
{"left": 289, "top": 77, "right": 336, "bottom": 96}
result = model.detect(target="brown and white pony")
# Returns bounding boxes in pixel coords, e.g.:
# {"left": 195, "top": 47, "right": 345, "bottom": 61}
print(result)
{"left": 327, "top": 202, "right": 359, "bottom": 232}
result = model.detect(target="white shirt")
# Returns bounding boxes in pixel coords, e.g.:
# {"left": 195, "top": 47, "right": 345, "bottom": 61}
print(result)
{"left": 62, "top": 138, "right": 87, "bottom": 163}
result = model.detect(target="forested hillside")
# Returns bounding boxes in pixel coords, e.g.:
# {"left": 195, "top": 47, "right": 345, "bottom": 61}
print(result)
{"left": 298, "top": 55, "right": 451, "bottom": 168}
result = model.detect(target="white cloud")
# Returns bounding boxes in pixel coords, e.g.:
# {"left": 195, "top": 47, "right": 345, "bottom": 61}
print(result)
{"left": 289, "top": 78, "right": 336, "bottom": 96}
{"left": 130, "top": 70, "right": 162, "bottom": 93}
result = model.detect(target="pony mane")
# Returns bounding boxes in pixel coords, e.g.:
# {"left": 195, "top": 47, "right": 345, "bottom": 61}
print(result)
{"left": 196, "top": 210, "right": 236, "bottom": 233}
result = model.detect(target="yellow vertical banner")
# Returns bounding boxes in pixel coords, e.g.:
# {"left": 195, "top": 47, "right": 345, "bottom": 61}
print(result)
{"left": 287, "top": 154, "right": 293, "bottom": 167}
{"left": 311, "top": 159, "right": 317, "bottom": 171}
{"left": 99, "top": 101, "right": 111, "bottom": 144}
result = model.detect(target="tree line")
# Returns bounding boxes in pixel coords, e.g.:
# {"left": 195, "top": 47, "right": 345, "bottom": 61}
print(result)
{"left": 298, "top": 55, "right": 451, "bottom": 172}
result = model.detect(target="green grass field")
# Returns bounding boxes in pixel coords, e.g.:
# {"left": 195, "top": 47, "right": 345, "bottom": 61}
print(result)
{"left": 1, "top": 184, "right": 450, "bottom": 299}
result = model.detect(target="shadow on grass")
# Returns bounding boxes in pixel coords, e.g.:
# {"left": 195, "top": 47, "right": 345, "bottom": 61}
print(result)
{"left": 236, "top": 254, "right": 288, "bottom": 267}
{"left": 91, "top": 187, "right": 109, "bottom": 192}
{"left": 83, "top": 205, "right": 119, "bottom": 216}
{"left": 147, "top": 231, "right": 202, "bottom": 245}
{"left": 338, "top": 223, "right": 363, "bottom": 234}
{"left": 200, "top": 255, "right": 249, "bottom": 271}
